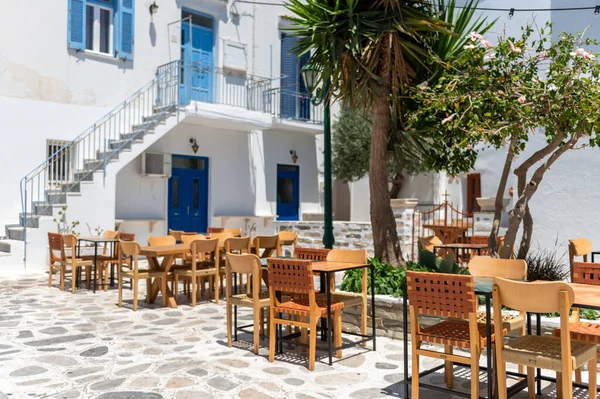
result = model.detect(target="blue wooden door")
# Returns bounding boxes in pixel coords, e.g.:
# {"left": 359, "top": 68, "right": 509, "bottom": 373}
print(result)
{"left": 280, "top": 34, "right": 310, "bottom": 120}
{"left": 276, "top": 165, "right": 300, "bottom": 221}
{"left": 168, "top": 156, "right": 209, "bottom": 233}
{"left": 181, "top": 21, "right": 213, "bottom": 104}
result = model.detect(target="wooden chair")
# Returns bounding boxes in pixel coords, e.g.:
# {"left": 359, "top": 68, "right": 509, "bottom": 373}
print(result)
{"left": 173, "top": 238, "right": 219, "bottom": 306}
{"left": 207, "top": 227, "right": 224, "bottom": 234}
{"left": 93, "top": 230, "right": 119, "bottom": 292}
{"left": 267, "top": 258, "right": 344, "bottom": 370}
{"left": 148, "top": 235, "right": 176, "bottom": 246}
{"left": 168, "top": 229, "right": 185, "bottom": 242}
{"left": 295, "top": 247, "right": 331, "bottom": 261}
{"left": 115, "top": 232, "right": 135, "bottom": 289}
{"left": 223, "top": 237, "right": 252, "bottom": 291}
{"left": 418, "top": 235, "right": 442, "bottom": 252}
{"left": 225, "top": 228, "right": 242, "bottom": 237}
{"left": 253, "top": 235, "right": 280, "bottom": 258}
{"left": 407, "top": 271, "right": 502, "bottom": 399}
{"left": 468, "top": 235, "right": 504, "bottom": 256}
{"left": 553, "top": 261, "right": 600, "bottom": 385}
{"left": 278, "top": 231, "right": 298, "bottom": 256}
{"left": 226, "top": 253, "right": 270, "bottom": 354}
{"left": 568, "top": 238, "right": 592, "bottom": 282}
{"left": 118, "top": 240, "right": 165, "bottom": 311}
{"left": 118, "top": 232, "right": 135, "bottom": 242}
{"left": 48, "top": 233, "right": 93, "bottom": 293}
{"left": 493, "top": 278, "right": 597, "bottom": 399}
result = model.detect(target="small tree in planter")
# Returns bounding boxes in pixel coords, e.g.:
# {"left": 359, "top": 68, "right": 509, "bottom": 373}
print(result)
{"left": 412, "top": 24, "right": 600, "bottom": 258}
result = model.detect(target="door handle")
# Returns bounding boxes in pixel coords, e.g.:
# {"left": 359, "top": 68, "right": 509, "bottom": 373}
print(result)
{"left": 187, "top": 206, "right": 190, "bottom": 215}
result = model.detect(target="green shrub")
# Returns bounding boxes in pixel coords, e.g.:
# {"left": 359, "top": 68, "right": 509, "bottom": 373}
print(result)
{"left": 524, "top": 246, "right": 569, "bottom": 282}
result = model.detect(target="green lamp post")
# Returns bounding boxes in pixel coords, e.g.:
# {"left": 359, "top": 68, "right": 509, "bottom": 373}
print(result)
{"left": 301, "top": 64, "right": 334, "bottom": 249}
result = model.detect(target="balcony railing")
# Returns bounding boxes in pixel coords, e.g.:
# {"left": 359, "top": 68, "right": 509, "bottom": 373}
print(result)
{"left": 265, "top": 88, "right": 324, "bottom": 125}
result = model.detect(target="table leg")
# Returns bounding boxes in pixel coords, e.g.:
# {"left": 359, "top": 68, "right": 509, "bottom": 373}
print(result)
{"left": 147, "top": 257, "right": 161, "bottom": 304}
{"left": 326, "top": 271, "right": 333, "bottom": 366}
{"left": 93, "top": 243, "right": 98, "bottom": 293}
{"left": 403, "top": 287, "right": 409, "bottom": 399}
{"left": 536, "top": 313, "right": 542, "bottom": 395}
{"left": 370, "top": 264, "right": 376, "bottom": 351}
{"left": 110, "top": 242, "right": 115, "bottom": 287}
{"left": 485, "top": 294, "right": 493, "bottom": 399}
{"left": 320, "top": 272, "right": 326, "bottom": 342}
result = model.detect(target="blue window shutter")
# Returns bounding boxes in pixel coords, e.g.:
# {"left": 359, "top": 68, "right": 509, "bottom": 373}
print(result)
{"left": 280, "top": 34, "right": 298, "bottom": 118}
{"left": 117, "top": 0, "right": 134, "bottom": 59}
{"left": 68, "top": 0, "right": 86, "bottom": 50}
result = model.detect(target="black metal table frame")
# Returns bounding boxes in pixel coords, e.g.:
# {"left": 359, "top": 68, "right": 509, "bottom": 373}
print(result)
{"left": 77, "top": 238, "right": 118, "bottom": 293}
{"left": 433, "top": 245, "right": 485, "bottom": 259}
{"left": 591, "top": 251, "right": 600, "bottom": 263}
{"left": 402, "top": 286, "right": 495, "bottom": 399}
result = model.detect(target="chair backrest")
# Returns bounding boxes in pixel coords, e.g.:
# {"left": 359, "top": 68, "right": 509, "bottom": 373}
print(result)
{"left": 103, "top": 230, "right": 119, "bottom": 239}
{"left": 572, "top": 261, "right": 600, "bottom": 286}
{"left": 209, "top": 232, "right": 234, "bottom": 247}
{"left": 493, "top": 278, "right": 574, "bottom": 314}
{"left": 190, "top": 238, "right": 219, "bottom": 259}
{"left": 225, "top": 228, "right": 242, "bottom": 237}
{"left": 48, "top": 232, "right": 65, "bottom": 263}
{"left": 406, "top": 271, "right": 476, "bottom": 319}
{"left": 278, "top": 231, "right": 298, "bottom": 242}
{"left": 168, "top": 229, "right": 185, "bottom": 241}
{"left": 470, "top": 235, "right": 504, "bottom": 255}
{"left": 254, "top": 235, "right": 279, "bottom": 257}
{"left": 326, "top": 249, "right": 368, "bottom": 264}
{"left": 418, "top": 235, "right": 442, "bottom": 252}
{"left": 119, "top": 240, "right": 142, "bottom": 272}
{"left": 181, "top": 234, "right": 206, "bottom": 245}
{"left": 267, "top": 258, "right": 314, "bottom": 295}
{"left": 278, "top": 231, "right": 298, "bottom": 256}
{"left": 225, "top": 253, "right": 263, "bottom": 300}
{"left": 468, "top": 256, "right": 527, "bottom": 280}
{"left": 207, "top": 227, "right": 224, "bottom": 234}
{"left": 295, "top": 247, "right": 331, "bottom": 261}
{"left": 224, "top": 237, "right": 251, "bottom": 253}
{"left": 62, "top": 234, "right": 78, "bottom": 248}
{"left": 569, "top": 238, "right": 592, "bottom": 281}
{"left": 118, "top": 232, "right": 135, "bottom": 241}
{"left": 148, "top": 235, "right": 176, "bottom": 246}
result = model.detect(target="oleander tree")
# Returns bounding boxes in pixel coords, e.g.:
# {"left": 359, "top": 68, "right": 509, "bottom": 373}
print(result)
{"left": 411, "top": 23, "right": 600, "bottom": 258}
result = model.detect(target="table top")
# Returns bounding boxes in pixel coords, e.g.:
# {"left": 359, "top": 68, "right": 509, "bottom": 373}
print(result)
{"left": 423, "top": 224, "right": 470, "bottom": 230}
{"left": 140, "top": 244, "right": 189, "bottom": 256}
{"left": 259, "top": 258, "right": 369, "bottom": 273}
{"left": 78, "top": 236, "right": 120, "bottom": 243}
{"left": 473, "top": 277, "right": 600, "bottom": 309}
{"left": 435, "top": 243, "right": 488, "bottom": 250}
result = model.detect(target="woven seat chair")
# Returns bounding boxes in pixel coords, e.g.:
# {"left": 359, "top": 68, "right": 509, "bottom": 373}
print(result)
{"left": 173, "top": 238, "right": 219, "bottom": 306}
{"left": 226, "top": 253, "right": 270, "bottom": 354}
{"left": 88, "top": 230, "right": 119, "bottom": 292}
{"left": 407, "top": 271, "right": 503, "bottom": 399}
{"left": 48, "top": 233, "right": 93, "bottom": 293}
{"left": 418, "top": 235, "right": 442, "bottom": 252}
{"left": 268, "top": 258, "right": 344, "bottom": 370}
{"left": 553, "top": 261, "right": 600, "bottom": 385}
{"left": 148, "top": 235, "right": 176, "bottom": 246}
{"left": 118, "top": 240, "right": 166, "bottom": 311}
{"left": 114, "top": 232, "right": 135, "bottom": 289}
{"left": 568, "top": 238, "right": 593, "bottom": 281}
{"left": 493, "top": 278, "right": 597, "bottom": 399}
{"left": 468, "top": 235, "right": 505, "bottom": 257}
{"left": 223, "top": 237, "right": 252, "bottom": 294}
{"left": 253, "top": 235, "right": 280, "bottom": 258}
{"left": 207, "top": 226, "right": 224, "bottom": 234}
{"left": 295, "top": 247, "right": 331, "bottom": 261}
{"left": 277, "top": 231, "right": 298, "bottom": 256}
{"left": 168, "top": 229, "right": 185, "bottom": 242}
{"left": 224, "top": 228, "right": 242, "bottom": 237}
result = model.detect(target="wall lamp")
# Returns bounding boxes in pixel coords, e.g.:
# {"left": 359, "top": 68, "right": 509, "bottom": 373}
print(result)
{"left": 149, "top": 1, "right": 159, "bottom": 15}
{"left": 290, "top": 150, "right": 298, "bottom": 164}
{"left": 190, "top": 138, "right": 199, "bottom": 154}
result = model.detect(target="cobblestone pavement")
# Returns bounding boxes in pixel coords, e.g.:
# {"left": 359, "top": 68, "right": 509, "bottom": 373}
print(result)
{"left": 0, "top": 274, "right": 592, "bottom": 399}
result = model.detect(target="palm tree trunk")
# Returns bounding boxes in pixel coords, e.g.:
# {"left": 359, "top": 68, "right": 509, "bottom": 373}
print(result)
{"left": 370, "top": 34, "right": 402, "bottom": 266}
{"left": 389, "top": 173, "right": 404, "bottom": 199}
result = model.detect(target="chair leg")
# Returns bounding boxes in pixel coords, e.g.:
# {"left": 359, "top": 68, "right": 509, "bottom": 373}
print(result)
{"left": 226, "top": 302, "right": 233, "bottom": 348}
{"left": 527, "top": 367, "right": 535, "bottom": 399}
{"left": 556, "top": 372, "right": 563, "bottom": 399}
{"left": 444, "top": 345, "right": 454, "bottom": 389}
{"left": 334, "top": 310, "right": 342, "bottom": 359}
{"left": 48, "top": 265, "right": 53, "bottom": 287}
{"left": 253, "top": 305, "right": 260, "bottom": 355}
{"left": 308, "top": 318, "right": 317, "bottom": 371}
{"left": 60, "top": 266, "right": 65, "bottom": 291}
{"left": 561, "top": 369, "right": 573, "bottom": 399}
{"left": 191, "top": 275, "right": 197, "bottom": 307}
{"left": 214, "top": 274, "right": 219, "bottom": 305}
{"left": 268, "top": 310, "right": 276, "bottom": 363}
{"left": 575, "top": 368, "right": 582, "bottom": 385}
{"left": 301, "top": 316, "right": 308, "bottom": 353}
{"left": 71, "top": 267, "right": 77, "bottom": 294}
{"left": 259, "top": 308, "right": 265, "bottom": 336}
{"left": 132, "top": 278, "right": 139, "bottom": 311}
{"left": 118, "top": 275, "right": 123, "bottom": 308}
{"left": 470, "top": 351, "right": 480, "bottom": 399}
{"left": 85, "top": 267, "right": 91, "bottom": 289}
{"left": 588, "top": 358, "right": 597, "bottom": 399}
{"left": 411, "top": 341, "right": 420, "bottom": 399}
{"left": 104, "top": 266, "right": 109, "bottom": 291}
{"left": 161, "top": 277, "right": 168, "bottom": 307}
{"left": 496, "top": 353, "right": 508, "bottom": 399}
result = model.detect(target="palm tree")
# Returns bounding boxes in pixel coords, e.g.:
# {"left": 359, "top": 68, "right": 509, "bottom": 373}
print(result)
{"left": 286, "top": 0, "right": 454, "bottom": 265}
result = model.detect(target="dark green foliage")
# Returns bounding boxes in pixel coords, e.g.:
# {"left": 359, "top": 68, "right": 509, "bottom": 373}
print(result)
{"left": 524, "top": 247, "right": 569, "bottom": 282}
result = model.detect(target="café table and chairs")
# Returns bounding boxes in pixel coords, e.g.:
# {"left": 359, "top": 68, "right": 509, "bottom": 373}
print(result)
{"left": 47, "top": 232, "right": 93, "bottom": 293}
{"left": 173, "top": 237, "right": 220, "bottom": 306}
{"left": 77, "top": 232, "right": 120, "bottom": 293}
{"left": 84, "top": 230, "right": 119, "bottom": 292}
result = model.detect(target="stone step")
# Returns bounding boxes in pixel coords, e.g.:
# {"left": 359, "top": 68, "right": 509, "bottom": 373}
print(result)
{"left": 32, "top": 202, "right": 57, "bottom": 216}
{"left": 74, "top": 170, "right": 94, "bottom": 182}
{"left": 84, "top": 159, "right": 103, "bottom": 170}
{"left": 0, "top": 241, "right": 10, "bottom": 254}
{"left": 120, "top": 131, "right": 146, "bottom": 142}
{"left": 46, "top": 192, "right": 67, "bottom": 204}
{"left": 108, "top": 139, "right": 132, "bottom": 151}
{"left": 6, "top": 226, "right": 24, "bottom": 241}
{"left": 134, "top": 120, "right": 157, "bottom": 131}
{"left": 96, "top": 150, "right": 119, "bottom": 162}
{"left": 19, "top": 213, "right": 39, "bottom": 229}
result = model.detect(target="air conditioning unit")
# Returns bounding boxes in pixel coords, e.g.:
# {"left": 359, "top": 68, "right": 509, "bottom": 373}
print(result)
{"left": 140, "top": 152, "right": 172, "bottom": 177}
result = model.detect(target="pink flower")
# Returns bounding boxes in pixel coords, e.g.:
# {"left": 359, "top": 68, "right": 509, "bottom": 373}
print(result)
{"left": 508, "top": 40, "right": 522, "bottom": 54}
{"left": 537, "top": 51, "right": 548, "bottom": 60}
{"left": 467, "top": 31, "right": 482, "bottom": 41}
{"left": 584, "top": 52, "right": 596, "bottom": 60}
{"left": 517, "top": 95, "right": 526, "bottom": 104}
{"left": 480, "top": 39, "right": 494, "bottom": 49}
{"left": 484, "top": 52, "right": 496, "bottom": 60}
{"left": 441, "top": 114, "right": 456, "bottom": 125}
{"left": 466, "top": 144, "right": 473, "bottom": 150}
{"left": 571, "top": 48, "right": 586, "bottom": 56}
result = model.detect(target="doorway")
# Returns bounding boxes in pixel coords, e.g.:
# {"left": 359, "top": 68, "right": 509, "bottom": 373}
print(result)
{"left": 180, "top": 10, "right": 214, "bottom": 104}
{"left": 276, "top": 164, "right": 300, "bottom": 221}
{"left": 168, "top": 155, "right": 209, "bottom": 233}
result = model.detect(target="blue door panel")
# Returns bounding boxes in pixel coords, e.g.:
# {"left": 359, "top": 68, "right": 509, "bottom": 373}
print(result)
{"left": 276, "top": 165, "right": 300, "bottom": 221}
{"left": 168, "top": 156, "right": 209, "bottom": 233}
{"left": 181, "top": 20, "right": 213, "bottom": 105}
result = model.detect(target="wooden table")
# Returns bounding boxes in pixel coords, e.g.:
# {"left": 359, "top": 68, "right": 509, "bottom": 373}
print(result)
{"left": 434, "top": 243, "right": 488, "bottom": 263}
{"left": 140, "top": 244, "right": 189, "bottom": 308}
{"left": 77, "top": 236, "right": 120, "bottom": 293}
{"left": 423, "top": 223, "right": 470, "bottom": 244}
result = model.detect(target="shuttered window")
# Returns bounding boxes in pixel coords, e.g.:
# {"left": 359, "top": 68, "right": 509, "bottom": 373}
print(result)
{"left": 68, "top": 0, "right": 134, "bottom": 60}
{"left": 280, "top": 34, "right": 310, "bottom": 120}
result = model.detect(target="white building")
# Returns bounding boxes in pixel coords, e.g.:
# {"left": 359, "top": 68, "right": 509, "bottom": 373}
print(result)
{"left": 0, "top": 0, "right": 325, "bottom": 271}
{"left": 344, "top": 0, "right": 600, "bottom": 256}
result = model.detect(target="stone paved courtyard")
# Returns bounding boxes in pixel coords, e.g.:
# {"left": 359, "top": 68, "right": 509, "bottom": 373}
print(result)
{"left": 0, "top": 274, "right": 593, "bottom": 399}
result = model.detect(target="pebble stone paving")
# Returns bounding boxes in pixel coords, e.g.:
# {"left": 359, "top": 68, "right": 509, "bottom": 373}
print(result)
{"left": 0, "top": 274, "right": 592, "bottom": 398}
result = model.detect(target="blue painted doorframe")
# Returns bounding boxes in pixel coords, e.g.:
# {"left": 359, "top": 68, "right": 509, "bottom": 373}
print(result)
{"left": 180, "top": 17, "right": 213, "bottom": 105}
{"left": 276, "top": 165, "right": 300, "bottom": 221}
{"left": 168, "top": 155, "right": 209, "bottom": 233}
